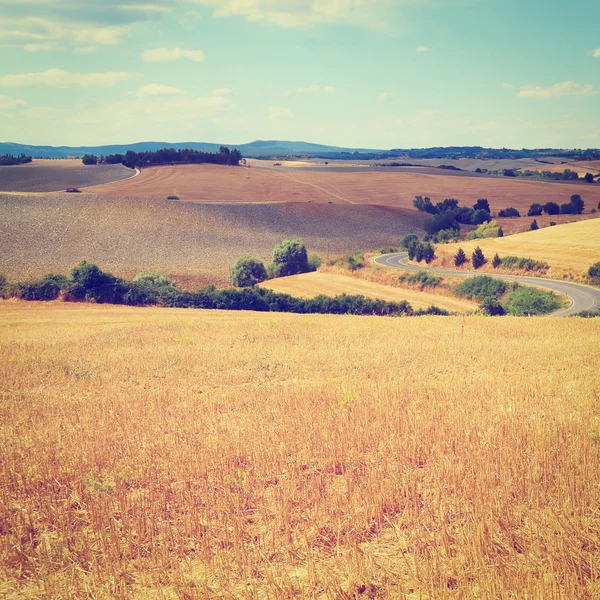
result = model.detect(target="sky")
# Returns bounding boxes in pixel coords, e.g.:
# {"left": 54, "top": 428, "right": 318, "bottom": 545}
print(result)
{"left": 0, "top": 0, "right": 599, "bottom": 149}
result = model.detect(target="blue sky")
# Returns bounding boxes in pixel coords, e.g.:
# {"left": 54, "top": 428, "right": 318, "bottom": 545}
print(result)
{"left": 0, "top": 0, "right": 599, "bottom": 149}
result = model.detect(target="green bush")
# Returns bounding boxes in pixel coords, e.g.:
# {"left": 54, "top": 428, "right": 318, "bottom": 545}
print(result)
{"left": 307, "top": 254, "right": 323, "bottom": 272}
{"left": 503, "top": 286, "right": 562, "bottom": 316}
{"left": 588, "top": 262, "right": 600, "bottom": 279}
{"left": 500, "top": 256, "right": 549, "bottom": 272}
{"left": 69, "top": 261, "right": 122, "bottom": 303}
{"left": 231, "top": 256, "right": 268, "bottom": 287}
{"left": 456, "top": 276, "right": 506, "bottom": 301}
{"left": 498, "top": 207, "right": 520, "bottom": 218}
{"left": 272, "top": 239, "right": 309, "bottom": 277}
{"left": 466, "top": 220, "right": 503, "bottom": 240}
{"left": 492, "top": 253, "right": 501, "bottom": 268}
{"left": 377, "top": 247, "right": 398, "bottom": 255}
{"left": 16, "top": 274, "right": 71, "bottom": 301}
{"left": 405, "top": 271, "right": 442, "bottom": 288}
{"left": 481, "top": 296, "right": 505, "bottom": 316}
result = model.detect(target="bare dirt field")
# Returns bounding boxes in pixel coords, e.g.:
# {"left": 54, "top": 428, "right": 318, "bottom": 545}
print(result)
{"left": 0, "top": 159, "right": 133, "bottom": 192}
{"left": 0, "top": 193, "right": 425, "bottom": 287}
{"left": 86, "top": 163, "right": 600, "bottom": 214}
{"left": 2, "top": 303, "right": 599, "bottom": 598}
{"left": 259, "top": 271, "right": 477, "bottom": 313}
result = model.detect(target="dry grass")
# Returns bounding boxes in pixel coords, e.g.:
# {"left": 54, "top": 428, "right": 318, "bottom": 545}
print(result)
{"left": 432, "top": 218, "right": 600, "bottom": 278}
{"left": 85, "top": 163, "right": 600, "bottom": 213}
{"left": 259, "top": 272, "right": 477, "bottom": 313}
{"left": 0, "top": 193, "right": 424, "bottom": 288}
{"left": 1, "top": 302, "right": 600, "bottom": 599}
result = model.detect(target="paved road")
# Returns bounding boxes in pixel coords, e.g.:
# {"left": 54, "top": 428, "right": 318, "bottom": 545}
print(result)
{"left": 374, "top": 252, "right": 600, "bottom": 317}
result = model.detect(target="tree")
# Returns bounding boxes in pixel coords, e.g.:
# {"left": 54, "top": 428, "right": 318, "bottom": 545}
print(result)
{"left": 454, "top": 247, "right": 467, "bottom": 267}
{"left": 544, "top": 202, "right": 560, "bottom": 215}
{"left": 471, "top": 209, "right": 492, "bottom": 225}
{"left": 560, "top": 202, "right": 576, "bottom": 214}
{"left": 81, "top": 154, "right": 98, "bottom": 165}
{"left": 528, "top": 203, "right": 543, "bottom": 216}
{"left": 424, "top": 212, "right": 460, "bottom": 236}
{"left": 530, "top": 219, "right": 539, "bottom": 231}
{"left": 231, "top": 256, "right": 268, "bottom": 287}
{"left": 492, "top": 253, "right": 501, "bottom": 268}
{"left": 588, "top": 262, "right": 600, "bottom": 280}
{"left": 481, "top": 296, "right": 505, "bottom": 316}
{"left": 472, "top": 247, "right": 486, "bottom": 269}
{"left": 498, "top": 207, "right": 520, "bottom": 218}
{"left": 585, "top": 173, "right": 594, "bottom": 184}
{"left": 401, "top": 234, "right": 419, "bottom": 251}
{"left": 422, "top": 242, "right": 435, "bottom": 264}
{"left": 272, "top": 239, "right": 309, "bottom": 277}
{"left": 413, "top": 195, "right": 438, "bottom": 214}
{"left": 570, "top": 194, "right": 584, "bottom": 214}
{"left": 473, "top": 199, "right": 490, "bottom": 212}
{"left": 436, "top": 198, "right": 459, "bottom": 213}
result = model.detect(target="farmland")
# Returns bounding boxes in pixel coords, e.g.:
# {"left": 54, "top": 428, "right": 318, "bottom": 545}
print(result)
{"left": 0, "top": 159, "right": 133, "bottom": 192}
{"left": 1, "top": 302, "right": 599, "bottom": 598}
{"left": 431, "top": 218, "right": 600, "bottom": 278}
{"left": 86, "top": 163, "right": 600, "bottom": 214}
{"left": 259, "top": 271, "right": 477, "bottom": 313}
{"left": 0, "top": 193, "right": 424, "bottom": 287}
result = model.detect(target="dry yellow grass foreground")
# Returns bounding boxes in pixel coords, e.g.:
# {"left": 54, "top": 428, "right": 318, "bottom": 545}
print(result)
{"left": 434, "top": 218, "right": 600, "bottom": 278}
{"left": 1, "top": 302, "right": 600, "bottom": 599}
{"left": 260, "top": 272, "right": 477, "bottom": 313}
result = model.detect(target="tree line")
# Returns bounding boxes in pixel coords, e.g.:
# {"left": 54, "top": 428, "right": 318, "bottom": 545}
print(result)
{"left": 82, "top": 146, "right": 243, "bottom": 169}
{"left": 0, "top": 154, "right": 32, "bottom": 166}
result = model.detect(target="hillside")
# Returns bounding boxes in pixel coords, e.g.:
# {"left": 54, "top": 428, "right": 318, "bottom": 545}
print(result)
{"left": 1, "top": 302, "right": 598, "bottom": 598}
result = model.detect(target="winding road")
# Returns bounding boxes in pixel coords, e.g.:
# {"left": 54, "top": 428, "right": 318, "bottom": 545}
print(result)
{"left": 375, "top": 252, "right": 600, "bottom": 317}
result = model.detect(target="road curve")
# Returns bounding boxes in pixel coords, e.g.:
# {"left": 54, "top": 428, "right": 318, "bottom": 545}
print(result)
{"left": 374, "top": 253, "right": 600, "bottom": 317}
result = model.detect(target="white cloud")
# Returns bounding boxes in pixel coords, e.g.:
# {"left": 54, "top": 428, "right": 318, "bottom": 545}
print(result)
{"left": 75, "top": 46, "right": 98, "bottom": 54}
{"left": 284, "top": 84, "right": 335, "bottom": 96}
{"left": 24, "top": 42, "right": 63, "bottom": 52}
{"left": 190, "top": 0, "right": 391, "bottom": 28}
{"left": 269, "top": 106, "right": 293, "bottom": 120}
{"left": 137, "top": 84, "right": 185, "bottom": 97}
{"left": 324, "top": 85, "right": 335, "bottom": 93}
{"left": 518, "top": 81, "right": 598, "bottom": 100}
{"left": 0, "top": 94, "right": 26, "bottom": 110}
{"left": 501, "top": 82, "right": 513, "bottom": 89}
{"left": 416, "top": 46, "right": 429, "bottom": 52}
{"left": 0, "top": 68, "right": 132, "bottom": 88}
{"left": 142, "top": 47, "right": 205, "bottom": 62}
{"left": 212, "top": 88, "right": 233, "bottom": 96}
{"left": 377, "top": 92, "right": 392, "bottom": 102}
{"left": 593, "top": 48, "right": 600, "bottom": 58}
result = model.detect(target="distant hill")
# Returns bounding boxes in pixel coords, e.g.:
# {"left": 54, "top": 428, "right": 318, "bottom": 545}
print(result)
{"left": 1, "top": 140, "right": 599, "bottom": 161}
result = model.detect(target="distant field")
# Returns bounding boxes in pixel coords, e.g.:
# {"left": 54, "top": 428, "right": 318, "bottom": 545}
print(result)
{"left": 86, "top": 163, "right": 600, "bottom": 213}
{"left": 0, "top": 193, "right": 424, "bottom": 287}
{"left": 0, "top": 159, "right": 133, "bottom": 192}
{"left": 259, "top": 271, "right": 477, "bottom": 313}
{"left": 1, "top": 303, "right": 599, "bottom": 598}
{"left": 433, "top": 218, "right": 600, "bottom": 277}
{"left": 519, "top": 163, "right": 600, "bottom": 177}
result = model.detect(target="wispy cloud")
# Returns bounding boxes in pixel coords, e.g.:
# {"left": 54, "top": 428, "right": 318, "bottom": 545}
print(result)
{"left": 0, "top": 94, "right": 26, "bottom": 110}
{"left": 518, "top": 81, "right": 598, "bottom": 99}
{"left": 592, "top": 48, "right": 600, "bottom": 58}
{"left": 416, "top": 46, "right": 429, "bottom": 52}
{"left": 324, "top": 86, "right": 335, "bottom": 93}
{"left": 137, "top": 84, "right": 185, "bottom": 97}
{"left": 377, "top": 92, "right": 392, "bottom": 102}
{"left": 141, "top": 47, "right": 205, "bottom": 62}
{"left": 269, "top": 106, "right": 293, "bottom": 120}
{"left": 24, "top": 42, "right": 63, "bottom": 52}
{"left": 501, "top": 82, "right": 513, "bottom": 89}
{"left": 0, "top": 68, "right": 132, "bottom": 88}
{"left": 75, "top": 46, "right": 98, "bottom": 54}
{"left": 212, "top": 88, "right": 233, "bottom": 96}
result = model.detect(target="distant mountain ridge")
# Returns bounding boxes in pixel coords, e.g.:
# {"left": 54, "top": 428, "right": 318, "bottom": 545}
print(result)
{"left": 1, "top": 140, "right": 599, "bottom": 161}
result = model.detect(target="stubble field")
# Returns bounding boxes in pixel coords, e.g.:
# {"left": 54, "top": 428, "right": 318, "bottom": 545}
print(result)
{"left": 1, "top": 302, "right": 599, "bottom": 599}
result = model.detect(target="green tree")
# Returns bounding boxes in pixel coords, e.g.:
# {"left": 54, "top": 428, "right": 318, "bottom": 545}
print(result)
{"left": 588, "top": 262, "right": 600, "bottom": 280}
{"left": 528, "top": 203, "right": 543, "bottom": 216}
{"left": 272, "top": 239, "right": 309, "bottom": 277}
{"left": 413, "top": 195, "right": 438, "bottom": 214}
{"left": 472, "top": 247, "right": 486, "bottom": 269}
{"left": 570, "top": 194, "right": 584, "bottom": 214}
{"left": 492, "top": 253, "right": 501, "bottom": 268}
{"left": 473, "top": 199, "right": 490, "bottom": 212}
{"left": 81, "top": 154, "right": 98, "bottom": 165}
{"left": 543, "top": 202, "right": 560, "bottom": 215}
{"left": 530, "top": 219, "right": 539, "bottom": 231}
{"left": 454, "top": 247, "right": 467, "bottom": 267}
{"left": 401, "top": 234, "right": 419, "bottom": 251}
{"left": 231, "top": 256, "right": 268, "bottom": 287}
{"left": 584, "top": 173, "right": 594, "bottom": 183}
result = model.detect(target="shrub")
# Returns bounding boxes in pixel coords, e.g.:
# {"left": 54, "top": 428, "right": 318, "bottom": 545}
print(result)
{"left": 69, "top": 261, "right": 121, "bottom": 303}
{"left": 543, "top": 202, "right": 560, "bottom": 215}
{"left": 473, "top": 199, "right": 490, "bottom": 212}
{"left": 503, "top": 286, "right": 562, "bottom": 316}
{"left": 272, "top": 239, "right": 309, "bottom": 277}
{"left": 528, "top": 203, "right": 543, "bottom": 216}
{"left": 434, "top": 228, "right": 460, "bottom": 244}
{"left": 498, "top": 207, "right": 520, "bottom": 218}
{"left": 500, "top": 256, "right": 549, "bottom": 272}
{"left": 307, "top": 254, "right": 323, "bottom": 272}
{"left": 492, "top": 253, "right": 501, "bottom": 268}
{"left": 472, "top": 247, "right": 486, "bottom": 269}
{"left": 481, "top": 296, "right": 505, "bottom": 316}
{"left": 588, "top": 262, "right": 600, "bottom": 280}
{"left": 413, "top": 196, "right": 438, "bottom": 214}
{"left": 466, "top": 219, "right": 503, "bottom": 240}
{"left": 436, "top": 199, "right": 459, "bottom": 213}
{"left": 471, "top": 209, "right": 492, "bottom": 225}
{"left": 570, "top": 194, "right": 584, "bottom": 214}
{"left": 456, "top": 276, "right": 506, "bottom": 301}
{"left": 16, "top": 274, "right": 70, "bottom": 301}
{"left": 454, "top": 248, "right": 467, "bottom": 267}
{"left": 560, "top": 202, "right": 576, "bottom": 215}
{"left": 406, "top": 271, "right": 442, "bottom": 288}
{"left": 529, "top": 219, "right": 539, "bottom": 231}
{"left": 231, "top": 256, "right": 268, "bottom": 287}
{"left": 400, "top": 234, "right": 419, "bottom": 251}
{"left": 413, "top": 242, "right": 435, "bottom": 264}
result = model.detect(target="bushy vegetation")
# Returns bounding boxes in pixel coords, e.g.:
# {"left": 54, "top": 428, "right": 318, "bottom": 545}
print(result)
{"left": 329, "top": 250, "right": 366, "bottom": 271}
{"left": 0, "top": 153, "right": 32, "bottom": 166}
{"left": 529, "top": 219, "right": 539, "bottom": 231}
{"left": 528, "top": 203, "right": 543, "bottom": 216}
{"left": 498, "top": 207, "right": 520, "bottom": 218}
{"left": 500, "top": 256, "right": 549, "bottom": 272}
{"left": 231, "top": 257, "right": 268, "bottom": 287}
{"left": 544, "top": 202, "right": 560, "bottom": 215}
{"left": 503, "top": 287, "right": 562, "bottom": 316}
{"left": 466, "top": 219, "right": 503, "bottom": 240}
{"left": 415, "top": 196, "right": 491, "bottom": 235}
{"left": 402, "top": 271, "right": 442, "bottom": 288}
{"left": 456, "top": 276, "right": 506, "bottom": 301}
{"left": 271, "top": 239, "right": 310, "bottom": 277}
{"left": 454, "top": 247, "right": 467, "bottom": 267}
{"left": 408, "top": 241, "right": 435, "bottom": 264}
{"left": 400, "top": 234, "right": 419, "bottom": 251}
{"left": 588, "top": 262, "right": 600, "bottom": 281}
{"left": 0, "top": 262, "right": 452, "bottom": 317}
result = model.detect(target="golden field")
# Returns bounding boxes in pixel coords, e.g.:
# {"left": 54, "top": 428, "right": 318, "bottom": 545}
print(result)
{"left": 432, "top": 218, "right": 600, "bottom": 278}
{"left": 260, "top": 272, "right": 477, "bottom": 313}
{"left": 1, "top": 302, "right": 600, "bottom": 598}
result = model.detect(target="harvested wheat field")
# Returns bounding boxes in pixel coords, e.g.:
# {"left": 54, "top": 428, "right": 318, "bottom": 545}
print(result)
{"left": 0, "top": 159, "right": 133, "bottom": 192}
{"left": 85, "top": 163, "right": 600, "bottom": 213}
{"left": 0, "top": 193, "right": 424, "bottom": 287}
{"left": 1, "top": 302, "right": 599, "bottom": 598}
{"left": 433, "top": 218, "right": 600, "bottom": 278}
{"left": 260, "top": 272, "right": 477, "bottom": 313}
